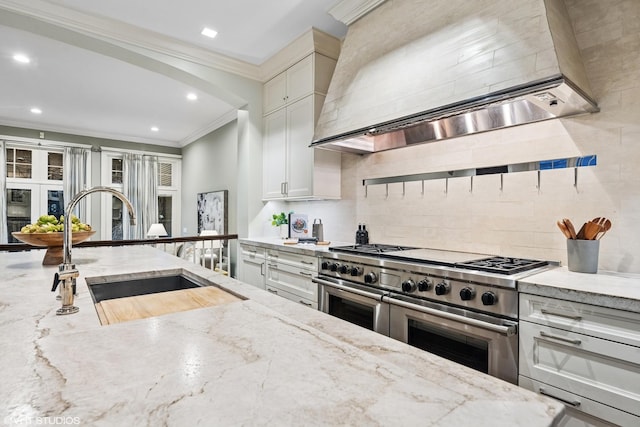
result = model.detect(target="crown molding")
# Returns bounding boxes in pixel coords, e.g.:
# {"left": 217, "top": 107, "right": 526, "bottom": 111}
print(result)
{"left": 179, "top": 109, "right": 238, "bottom": 147}
{"left": 329, "top": 0, "right": 387, "bottom": 25}
{"left": 0, "top": 118, "right": 181, "bottom": 148}
{"left": 0, "top": 0, "right": 261, "bottom": 81}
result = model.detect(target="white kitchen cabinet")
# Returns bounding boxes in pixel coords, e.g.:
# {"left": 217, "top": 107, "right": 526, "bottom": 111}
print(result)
{"left": 519, "top": 293, "right": 640, "bottom": 426}
{"left": 239, "top": 244, "right": 266, "bottom": 289}
{"left": 263, "top": 55, "right": 314, "bottom": 115}
{"left": 262, "top": 53, "right": 341, "bottom": 201}
{"left": 265, "top": 248, "right": 318, "bottom": 309}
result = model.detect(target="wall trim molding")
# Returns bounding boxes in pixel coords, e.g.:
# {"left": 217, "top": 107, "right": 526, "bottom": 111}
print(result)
{"left": 329, "top": 0, "right": 387, "bottom": 25}
{"left": 0, "top": 0, "right": 261, "bottom": 81}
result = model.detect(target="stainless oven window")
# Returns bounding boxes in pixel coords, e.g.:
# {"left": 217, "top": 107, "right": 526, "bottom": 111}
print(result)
{"left": 408, "top": 319, "right": 489, "bottom": 374}
{"left": 329, "top": 295, "right": 375, "bottom": 330}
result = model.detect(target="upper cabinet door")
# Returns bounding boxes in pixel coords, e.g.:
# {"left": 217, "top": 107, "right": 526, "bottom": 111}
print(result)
{"left": 262, "top": 108, "right": 288, "bottom": 200}
{"left": 263, "top": 72, "right": 287, "bottom": 115}
{"left": 263, "top": 55, "right": 314, "bottom": 115}
{"left": 285, "top": 55, "right": 314, "bottom": 105}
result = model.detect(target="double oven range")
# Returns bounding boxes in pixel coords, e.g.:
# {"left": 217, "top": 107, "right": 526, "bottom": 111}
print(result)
{"left": 313, "top": 244, "right": 553, "bottom": 384}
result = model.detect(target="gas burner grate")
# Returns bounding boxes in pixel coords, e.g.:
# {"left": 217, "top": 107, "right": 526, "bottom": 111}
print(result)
{"left": 457, "top": 257, "right": 548, "bottom": 274}
{"left": 330, "top": 244, "right": 417, "bottom": 255}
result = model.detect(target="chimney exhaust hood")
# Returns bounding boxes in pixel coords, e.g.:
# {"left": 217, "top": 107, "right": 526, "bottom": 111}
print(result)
{"left": 312, "top": 0, "right": 599, "bottom": 154}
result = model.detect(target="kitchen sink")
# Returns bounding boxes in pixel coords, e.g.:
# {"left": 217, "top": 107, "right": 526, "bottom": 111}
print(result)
{"left": 86, "top": 270, "right": 245, "bottom": 325}
{"left": 86, "top": 271, "right": 203, "bottom": 303}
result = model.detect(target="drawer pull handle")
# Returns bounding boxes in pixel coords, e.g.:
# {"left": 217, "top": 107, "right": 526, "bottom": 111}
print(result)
{"left": 540, "top": 309, "right": 582, "bottom": 320}
{"left": 299, "top": 300, "right": 312, "bottom": 307}
{"left": 300, "top": 260, "right": 314, "bottom": 265}
{"left": 267, "top": 288, "right": 278, "bottom": 294}
{"left": 539, "top": 388, "right": 581, "bottom": 407}
{"left": 539, "top": 331, "right": 582, "bottom": 345}
{"left": 299, "top": 271, "right": 313, "bottom": 277}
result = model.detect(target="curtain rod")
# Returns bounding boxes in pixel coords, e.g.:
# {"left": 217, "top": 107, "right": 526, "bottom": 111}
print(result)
{"left": 100, "top": 146, "right": 181, "bottom": 159}
{"left": 1, "top": 135, "right": 92, "bottom": 150}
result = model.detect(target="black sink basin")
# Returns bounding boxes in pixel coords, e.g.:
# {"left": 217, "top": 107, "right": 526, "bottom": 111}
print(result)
{"left": 88, "top": 274, "right": 202, "bottom": 303}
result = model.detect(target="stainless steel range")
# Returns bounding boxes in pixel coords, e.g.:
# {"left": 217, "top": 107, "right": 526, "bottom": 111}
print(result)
{"left": 313, "top": 244, "right": 554, "bottom": 384}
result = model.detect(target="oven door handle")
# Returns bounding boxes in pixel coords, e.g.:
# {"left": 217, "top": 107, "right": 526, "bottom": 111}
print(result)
{"left": 386, "top": 297, "right": 517, "bottom": 336}
{"left": 313, "top": 277, "right": 385, "bottom": 301}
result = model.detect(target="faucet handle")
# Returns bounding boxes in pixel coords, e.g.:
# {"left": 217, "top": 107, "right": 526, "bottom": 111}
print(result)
{"left": 51, "top": 272, "right": 60, "bottom": 292}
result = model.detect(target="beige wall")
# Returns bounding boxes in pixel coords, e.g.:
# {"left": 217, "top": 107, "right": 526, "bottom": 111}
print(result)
{"left": 335, "top": 0, "right": 638, "bottom": 272}
{"left": 262, "top": 0, "right": 638, "bottom": 271}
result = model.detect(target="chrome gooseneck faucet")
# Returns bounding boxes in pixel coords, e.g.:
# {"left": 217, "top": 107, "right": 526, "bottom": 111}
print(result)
{"left": 54, "top": 186, "right": 136, "bottom": 315}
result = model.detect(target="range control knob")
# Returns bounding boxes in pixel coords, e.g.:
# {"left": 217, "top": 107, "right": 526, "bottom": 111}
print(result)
{"left": 435, "top": 281, "right": 450, "bottom": 296}
{"left": 481, "top": 291, "right": 498, "bottom": 306}
{"left": 364, "top": 272, "right": 378, "bottom": 284}
{"left": 459, "top": 287, "right": 476, "bottom": 301}
{"left": 338, "top": 265, "right": 351, "bottom": 274}
{"left": 350, "top": 267, "right": 363, "bottom": 276}
{"left": 402, "top": 279, "right": 417, "bottom": 293}
{"left": 321, "top": 261, "right": 330, "bottom": 270}
{"left": 417, "top": 279, "right": 432, "bottom": 292}
{"left": 329, "top": 263, "right": 339, "bottom": 272}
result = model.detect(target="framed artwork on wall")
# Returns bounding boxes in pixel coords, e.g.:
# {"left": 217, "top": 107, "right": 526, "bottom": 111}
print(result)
{"left": 197, "top": 190, "right": 228, "bottom": 235}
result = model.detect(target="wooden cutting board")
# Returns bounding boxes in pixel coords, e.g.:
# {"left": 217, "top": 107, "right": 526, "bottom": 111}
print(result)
{"left": 96, "top": 286, "right": 241, "bottom": 325}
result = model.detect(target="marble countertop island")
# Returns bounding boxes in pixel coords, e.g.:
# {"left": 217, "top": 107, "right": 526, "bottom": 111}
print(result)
{"left": 1, "top": 246, "right": 563, "bottom": 426}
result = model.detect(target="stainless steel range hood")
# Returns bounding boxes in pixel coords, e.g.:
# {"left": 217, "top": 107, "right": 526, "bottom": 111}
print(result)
{"left": 312, "top": 0, "right": 599, "bottom": 154}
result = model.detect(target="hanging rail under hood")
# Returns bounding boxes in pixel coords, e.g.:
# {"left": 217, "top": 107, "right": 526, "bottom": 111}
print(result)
{"left": 312, "top": 0, "right": 599, "bottom": 154}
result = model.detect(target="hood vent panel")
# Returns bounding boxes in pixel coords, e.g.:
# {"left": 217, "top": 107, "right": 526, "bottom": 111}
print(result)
{"left": 313, "top": 0, "right": 598, "bottom": 154}
{"left": 312, "top": 75, "right": 597, "bottom": 154}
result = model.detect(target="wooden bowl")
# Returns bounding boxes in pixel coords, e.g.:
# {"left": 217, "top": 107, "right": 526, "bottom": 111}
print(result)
{"left": 12, "top": 231, "right": 96, "bottom": 265}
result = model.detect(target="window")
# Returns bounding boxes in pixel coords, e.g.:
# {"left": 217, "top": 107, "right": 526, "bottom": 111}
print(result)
{"left": 6, "top": 148, "right": 32, "bottom": 178}
{"left": 158, "top": 195, "right": 173, "bottom": 236}
{"left": 47, "top": 152, "right": 63, "bottom": 181}
{"left": 158, "top": 162, "right": 172, "bottom": 187}
{"left": 111, "top": 158, "right": 123, "bottom": 184}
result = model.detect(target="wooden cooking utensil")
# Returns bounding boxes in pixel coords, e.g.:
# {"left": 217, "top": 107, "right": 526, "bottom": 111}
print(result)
{"left": 576, "top": 223, "right": 587, "bottom": 240}
{"left": 557, "top": 220, "right": 572, "bottom": 239}
{"left": 593, "top": 217, "right": 612, "bottom": 240}
{"left": 562, "top": 218, "right": 577, "bottom": 239}
{"left": 584, "top": 221, "right": 604, "bottom": 240}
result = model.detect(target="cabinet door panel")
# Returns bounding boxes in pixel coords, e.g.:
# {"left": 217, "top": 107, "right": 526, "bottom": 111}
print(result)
{"left": 266, "top": 285, "right": 317, "bottom": 309}
{"left": 263, "top": 109, "right": 287, "bottom": 199}
{"left": 263, "top": 72, "right": 287, "bottom": 114}
{"left": 519, "top": 321, "right": 640, "bottom": 417}
{"left": 285, "top": 96, "right": 314, "bottom": 198}
{"left": 520, "top": 294, "right": 640, "bottom": 347}
{"left": 519, "top": 376, "right": 637, "bottom": 427}
{"left": 286, "top": 55, "right": 314, "bottom": 104}
{"left": 266, "top": 262, "right": 317, "bottom": 301}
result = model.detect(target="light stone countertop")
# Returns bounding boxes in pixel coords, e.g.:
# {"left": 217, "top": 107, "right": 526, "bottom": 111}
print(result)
{"left": 519, "top": 267, "right": 640, "bottom": 313}
{"left": 1, "top": 246, "right": 563, "bottom": 426}
{"left": 239, "top": 236, "right": 353, "bottom": 255}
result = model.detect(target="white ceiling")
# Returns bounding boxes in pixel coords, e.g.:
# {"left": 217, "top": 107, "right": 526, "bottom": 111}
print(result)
{"left": 0, "top": 0, "right": 347, "bottom": 147}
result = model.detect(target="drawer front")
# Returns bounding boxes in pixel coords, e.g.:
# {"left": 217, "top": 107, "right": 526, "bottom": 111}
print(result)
{"left": 520, "top": 293, "right": 640, "bottom": 347}
{"left": 267, "top": 250, "right": 317, "bottom": 270}
{"left": 266, "top": 285, "right": 317, "bottom": 310}
{"left": 519, "top": 320, "right": 640, "bottom": 416}
{"left": 519, "top": 376, "right": 639, "bottom": 427}
{"left": 240, "top": 245, "right": 265, "bottom": 260}
{"left": 266, "top": 261, "right": 317, "bottom": 301}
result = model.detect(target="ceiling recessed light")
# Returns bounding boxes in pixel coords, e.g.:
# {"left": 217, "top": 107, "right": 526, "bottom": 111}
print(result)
{"left": 151, "top": 126, "right": 159, "bottom": 132}
{"left": 30, "top": 107, "right": 42, "bottom": 114}
{"left": 201, "top": 27, "right": 218, "bottom": 39}
{"left": 187, "top": 93, "right": 198, "bottom": 101}
{"left": 13, "top": 54, "right": 31, "bottom": 64}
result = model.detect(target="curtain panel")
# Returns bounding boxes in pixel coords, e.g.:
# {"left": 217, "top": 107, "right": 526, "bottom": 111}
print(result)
{"left": 123, "top": 153, "right": 158, "bottom": 239}
{"left": 63, "top": 147, "right": 90, "bottom": 221}
{"left": 0, "top": 141, "right": 7, "bottom": 243}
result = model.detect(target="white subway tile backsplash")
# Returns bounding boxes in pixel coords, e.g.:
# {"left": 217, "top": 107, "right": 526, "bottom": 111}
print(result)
{"left": 287, "top": 0, "right": 640, "bottom": 273}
